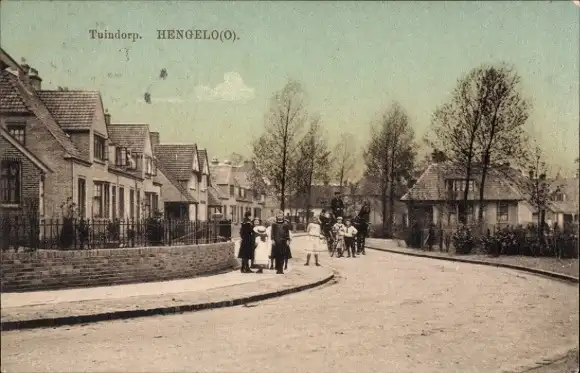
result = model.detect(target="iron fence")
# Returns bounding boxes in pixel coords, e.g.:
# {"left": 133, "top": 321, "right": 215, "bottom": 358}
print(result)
{"left": 1, "top": 217, "right": 233, "bottom": 251}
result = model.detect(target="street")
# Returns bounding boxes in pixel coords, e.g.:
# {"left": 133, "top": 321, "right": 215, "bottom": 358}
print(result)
{"left": 2, "top": 240, "right": 578, "bottom": 373}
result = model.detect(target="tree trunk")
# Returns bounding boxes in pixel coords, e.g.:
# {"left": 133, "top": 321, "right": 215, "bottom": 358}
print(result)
{"left": 461, "top": 158, "right": 473, "bottom": 225}
{"left": 477, "top": 164, "right": 489, "bottom": 235}
{"left": 388, "top": 172, "right": 395, "bottom": 238}
{"left": 381, "top": 180, "right": 388, "bottom": 233}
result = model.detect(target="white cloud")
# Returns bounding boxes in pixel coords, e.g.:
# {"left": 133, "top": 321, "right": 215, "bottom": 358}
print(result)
{"left": 195, "top": 72, "right": 255, "bottom": 102}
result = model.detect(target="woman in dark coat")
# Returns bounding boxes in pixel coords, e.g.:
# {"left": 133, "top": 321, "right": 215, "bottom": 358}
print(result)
{"left": 238, "top": 211, "right": 254, "bottom": 273}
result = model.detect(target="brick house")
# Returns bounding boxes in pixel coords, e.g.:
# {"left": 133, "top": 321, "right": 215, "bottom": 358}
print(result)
{"left": 1, "top": 48, "right": 91, "bottom": 220}
{"left": 209, "top": 158, "right": 266, "bottom": 223}
{"left": 401, "top": 162, "right": 524, "bottom": 229}
{"left": 153, "top": 140, "right": 205, "bottom": 221}
{"left": 107, "top": 122, "right": 162, "bottom": 219}
{"left": 1, "top": 48, "right": 153, "bottom": 223}
{"left": 0, "top": 126, "right": 51, "bottom": 218}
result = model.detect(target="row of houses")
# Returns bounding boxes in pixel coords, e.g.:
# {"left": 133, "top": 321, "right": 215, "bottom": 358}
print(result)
{"left": 286, "top": 160, "right": 578, "bottom": 230}
{"left": 0, "top": 48, "right": 272, "bottom": 223}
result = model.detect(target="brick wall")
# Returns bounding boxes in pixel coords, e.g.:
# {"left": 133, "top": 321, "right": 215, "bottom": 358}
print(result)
{"left": 1, "top": 242, "right": 235, "bottom": 292}
{"left": 69, "top": 132, "right": 90, "bottom": 160}
{"left": 0, "top": 135, "right": 42, "bottom": 218}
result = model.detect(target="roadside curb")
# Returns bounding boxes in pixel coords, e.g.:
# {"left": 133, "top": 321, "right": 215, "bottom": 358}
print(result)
{"left": 0, "top": 268, "right": 334, "bottom": 332}
{"left": 367, "top": 242, "right": 579, "bottom": 373}
{"left": 366, "top": 244, "right": 579, "bottom": 283}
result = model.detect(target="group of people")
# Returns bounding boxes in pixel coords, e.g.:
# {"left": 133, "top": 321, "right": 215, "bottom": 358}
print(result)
{"left": 237, "top": 191, "right": 372, "bottom": 273}
{"left": 238, "top": 210, "right": 293, "bottom": 275}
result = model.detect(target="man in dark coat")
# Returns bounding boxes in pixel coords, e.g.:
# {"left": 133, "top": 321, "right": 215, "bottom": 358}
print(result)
{"left": 330, "top": 191, "right": 345, "bottom": 218}
{"left": 357, "top": 200, "right": 371, "bottom": 254}
{"left": 270, "top": 210, "right": 291, "bottom": 274}
{"left": 238, "top": 211, "right": 254, "bottom": 273}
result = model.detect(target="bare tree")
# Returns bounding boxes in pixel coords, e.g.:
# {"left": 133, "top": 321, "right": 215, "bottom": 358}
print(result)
{"left": 364, "top": 102, "right": 416, "bottom": 236}
{"left": 292, "top": 116, "right": 332, "bottom": 221}
{"left": 474, "top": 64, "right": 530, "bottom": 223}
{"left": 251, "top": 80, "right": 307, "bottom": 211}
{"left": 429, "top": 66, "right": 491, "bottom": 224}
{"left": 333, "top": 133, "right": 357, "bottom": 192}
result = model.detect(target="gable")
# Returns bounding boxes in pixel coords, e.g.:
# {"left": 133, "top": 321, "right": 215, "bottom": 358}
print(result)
{"left": 0, "top": 127, "right": 51, "bottom": 173}
{"left": 91, "top": 95, "right": 108, "bottom": 137}
{"left": 192, "top": 145, "right": 199, "bottom": 172}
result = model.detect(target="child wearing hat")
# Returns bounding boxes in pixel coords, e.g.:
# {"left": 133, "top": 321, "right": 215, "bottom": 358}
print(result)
{"left": 305, "top": 216, "right": 325, "bottom": 266}
{"left": 252, "top": 221, "right": 270, "bottom": 272}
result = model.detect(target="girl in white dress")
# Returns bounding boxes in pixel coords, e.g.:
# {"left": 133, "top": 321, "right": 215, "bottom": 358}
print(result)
{"left": 253, "top": 223, "right": 271, "bottom": 272}
{"left": 305, "top": 216, "right": 326, "bottom": 266}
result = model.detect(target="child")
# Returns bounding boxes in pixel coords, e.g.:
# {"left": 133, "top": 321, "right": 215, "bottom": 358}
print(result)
{"left": 343, "top": 219, "right": 358, "bottom": 258}
{"left": 252, "top": 223, "right": 270, "bottom": 273}
{"left": 333, "top": 216, "right": 346, "bottom": 257}
{"left": 250, "top": 218, "right": 262, "bottom": 268}
{"left": 305, "top": 216, "right": 325, "bottom": 266}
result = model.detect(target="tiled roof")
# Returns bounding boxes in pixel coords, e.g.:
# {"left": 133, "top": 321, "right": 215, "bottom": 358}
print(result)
{"left": 108, "top": 124, "right": 149, "bottom": 152}
{"left": 155, "top": 144, "right": 198, "bottom": 180}
{"left": 210, "top": 164, "right": 234, "bottom": 185}
{"left": 37, "top": 90, "right": 99, "bottom": 130}
{"left": 208, "top": 185, "right": 222, "bottom": 206}
{"left": 0, "top": 52, "right": 82, "bottom": 160}
{"left": 155, "top": 160, "right": 197, "bottom": 203}
{"left": 0, "top": 70, "right": 31, "bottom": 113}
{"left": 401, "top": 162, "right": 523, "bottom": 201}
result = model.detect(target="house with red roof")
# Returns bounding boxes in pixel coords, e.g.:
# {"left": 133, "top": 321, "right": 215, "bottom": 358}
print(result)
{"left": 209, "top": 158, "right": 266, "bottom": 223}
{"left": 0, "top": 48, "right": 152, "bottom": 222}
{"left": 401, "top": 162, "right": 525, "bottom": 229}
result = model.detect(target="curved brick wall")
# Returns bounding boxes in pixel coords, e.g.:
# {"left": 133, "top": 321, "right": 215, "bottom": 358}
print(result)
{"left": 0, "top": 242, "right": 236, "bottom": 293}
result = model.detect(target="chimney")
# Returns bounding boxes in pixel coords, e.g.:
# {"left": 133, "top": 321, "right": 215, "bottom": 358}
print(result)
{"left": 20, "top": 64, "right": 30, "bottom": 75}
{"left": 149, "top": 132, "right": 160, "bottom": 147}
{"left": 29, "top": 68, "right": 42, "bottom": 90}
{"left": 104, "top": 110, "right": 111, "bottom": 126}
{"left": 211, "top": 157, "right": 219, "bottom": 165}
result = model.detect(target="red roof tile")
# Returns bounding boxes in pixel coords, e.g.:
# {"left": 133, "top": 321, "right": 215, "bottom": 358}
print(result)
{"left": 402, "top": 163, "right": 523, "bottom": 201}
{"left": 155, "top": 144, "right": 198, "bottom": 180}
{"left": 0, "top": 70, "right": 31, "bottom": 113}
{"left": 37, "top": 90, "right": 99, "bottom": 130}
{"left": 0, "top": 51, "right": 82, "bottom": 160}
{"left": 108, "top": 124, "right": 149, "bottom": 152}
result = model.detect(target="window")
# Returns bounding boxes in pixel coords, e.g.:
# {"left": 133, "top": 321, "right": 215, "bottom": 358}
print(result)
{"left": 201, "top": 175, "right": 207, "bottom": 191}
{"left": 115, "top": 147, "right": 127, "bottom": 167}
{"left": 230, "top": 185, "right": 235, "bottom": 197}
{"left": 553, "top": 193, "right": 566, "bottom": 202}
{"left": 119, "top": 187, "right": 125, "bottom": 219}
{"left": 497, "top": 202, "right": 509, "bottom": 222}
{"left": 93, "top": 182, "right": 103, "bottom": 218}
{"left": 136, "top": 189, "right": 141, "bottom": 219}
{"left": 93, "top": 182, "right": 110, "bottom": 218}
{"left": 112, "top": 186, "right": 117, "bottom": 219}
{"left": 448, "top": 203, "right": 458, "bottom": 225}
{"left": 152, "top": 160, "right": 157, "bottom": 176}
{"left": 93, "top": 135, "right": 107, "bottom": 161}
{"left": 145, "top": 156, "right": 153, "bottom": 176}
{"left": 78, "top": 178, "right": 86, "bottom": 218}
{"left": 0, "top": 160, "right": 21, "bottom": 204}
{"left": 129, "top": 189, "right": 135, "bottom": 219}
{"left": 446, "top": 179, "right": 475, "bottom": 192}
{"left": 7, "top": 123, "right": 26, "bottom": 145}
{"left": 152, "top": 193, "right": 158, "bottom": 213}
{"left": 39, "top": 175, "right": 45, "bottom": 216}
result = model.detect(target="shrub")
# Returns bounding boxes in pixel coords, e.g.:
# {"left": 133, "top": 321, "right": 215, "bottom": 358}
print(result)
{"left": 452, "top": 224, "right": 475, "bottom": 254}
{"left": 145, "top": 213, "right": 164, "bottom": 245}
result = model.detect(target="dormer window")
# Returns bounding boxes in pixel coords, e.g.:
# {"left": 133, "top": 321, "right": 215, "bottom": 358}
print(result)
{"left": 553, "top": 192, "right": 566, "bottom": 202}
{"left": 93, "top": 135, "right": 107, "bottom": 161}
{"left": 115, "top": 147, "right": 127, "bottom": 167}
{"left": 7, "top": 123, "right": 26, "bottom": 145}
{"left": 445, "top": 179, "right": 475, "bottom": 192}
{"left": 145, "top": 156, "right": 153, "bottom": 176}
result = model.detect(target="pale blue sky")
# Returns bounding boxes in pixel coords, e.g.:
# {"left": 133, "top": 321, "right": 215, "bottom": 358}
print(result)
{"left": 1, "top": 1, "right": 578, "bottom": 175}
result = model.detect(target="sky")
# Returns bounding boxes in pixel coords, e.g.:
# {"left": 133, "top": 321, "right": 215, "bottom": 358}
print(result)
{"left": 1, "top": 1, "right": 579, "bottom": 177}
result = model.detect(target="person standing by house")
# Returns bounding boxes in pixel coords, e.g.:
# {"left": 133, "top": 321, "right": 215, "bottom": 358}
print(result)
{"left": 283, "top": 216, "right": 293, "bottom": 270}
{"left": 332, "top": 216, "right": 347, "bottom": 257}
{"left": 250, "top": 217, "right": 263, "bottom": 269}
{"left": 331, "top": 191, "right": 345, "bottom": 218}
{"left": 304, "top": 216, "right": 325, "bottom": 266}
{"left": 270, "top": 210, "right": 291, "bottom": 274}
{"left": 343, "top": 218, "right": 359, "bottom": 258}
{"left": 238, "top": 211, "right": 254, "bottom": 273}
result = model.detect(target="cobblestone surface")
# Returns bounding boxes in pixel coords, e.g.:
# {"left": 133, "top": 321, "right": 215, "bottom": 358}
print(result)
{"left": 1, "top": 238, "right": 578, "bottom": 373}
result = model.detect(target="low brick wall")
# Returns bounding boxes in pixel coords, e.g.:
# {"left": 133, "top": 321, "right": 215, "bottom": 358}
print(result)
{"left": 0, "top": 242, "right": 236, "bottom": 293}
